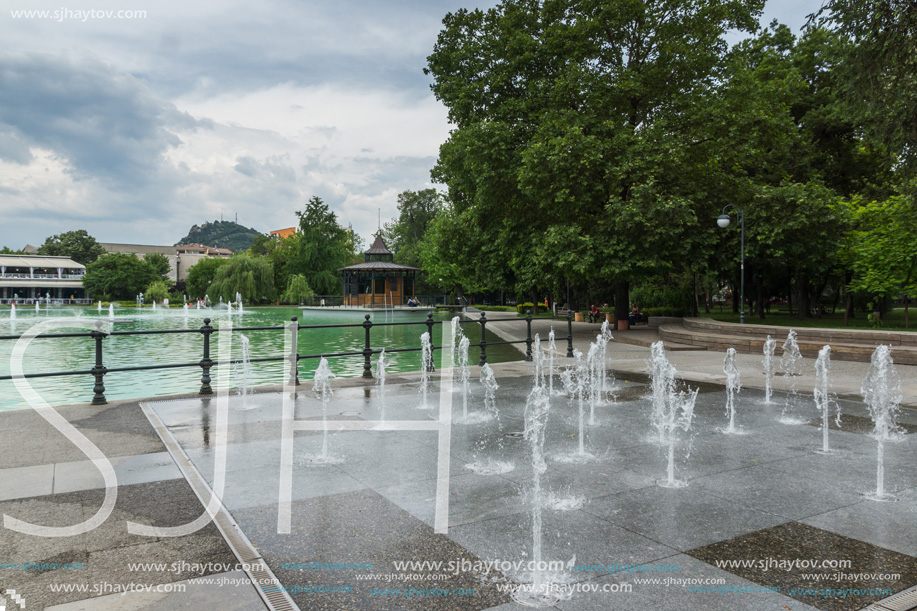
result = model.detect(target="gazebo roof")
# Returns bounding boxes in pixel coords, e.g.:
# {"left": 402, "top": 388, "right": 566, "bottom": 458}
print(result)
{"left": 339, "top": 261, "right": 420, "bottom": 272}
{"left": 365, "top": 235, "right": 392, "bottom": 256}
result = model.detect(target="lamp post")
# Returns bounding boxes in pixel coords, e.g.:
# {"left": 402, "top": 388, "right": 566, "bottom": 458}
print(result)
{"left": 717, "top": 206, "right": 745, "bottom": 324}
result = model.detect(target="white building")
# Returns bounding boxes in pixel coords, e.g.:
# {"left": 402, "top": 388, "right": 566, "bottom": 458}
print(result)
{"left": 0, "top": 254, "right": 86, "bottom": 303}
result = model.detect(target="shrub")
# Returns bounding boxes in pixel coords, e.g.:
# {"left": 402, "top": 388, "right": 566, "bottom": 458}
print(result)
{"left": 516, "top": 302, "right": 535, "bottom": 314}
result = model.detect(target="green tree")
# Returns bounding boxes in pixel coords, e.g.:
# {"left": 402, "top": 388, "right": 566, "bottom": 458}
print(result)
{"left": 285, "top": 197, "right": 359, "bottom": 295}
{"left": 280, "top": 274, "right": 314, "bottom": 304}
{"left": 847, "top": 195, "right": 917, "bottom": 327}
{"left": 144, "top": 280, "right": 170, "bottom": 303}
{"left": 82, "top": 253, "right": 156, "bottom": 300}
{"left": 38, "top": 229, "right": 106, "bottom": 264}
{"left": 185, "top": 257, "right": 230, "bottom": 299}
{"left": 143, "top": 253, "right": 171, "bottom": 280}
{"left": 0, "top": 246, "right": 25, "bottom": 254}
{"left": 816, "top": 0, "right": 917, "bottom": 172}
{"left": 381, "top": 189, "right": 443, "bottom": 268}
{"left": 208, "top": 253, "right": 274, "bottom": 303}
{"left": 425, "top": 0, "right": 764, "bottom": 317}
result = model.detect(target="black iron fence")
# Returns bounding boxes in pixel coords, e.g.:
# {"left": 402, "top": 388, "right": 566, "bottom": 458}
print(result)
{"left": 0, "top": 312, "right": 575, "bottom": 406}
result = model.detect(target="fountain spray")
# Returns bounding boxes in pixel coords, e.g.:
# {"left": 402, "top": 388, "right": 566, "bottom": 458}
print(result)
{"left": 779, "top": 329, "right": 804, "bottom": 424}
{"left": 814, "top": 345, "right": 841, "bottom": 453}
{"left": 763, "top": 335, "right": 776, "bottom": 404}
{"left": 862, "top": 345, "right": 903, "bottom": 501}
{"left": 419, "top": 332, "right": 433, "bottom": 409}
{"left": 723, "top": 348, "right": 741, "bottom": 434}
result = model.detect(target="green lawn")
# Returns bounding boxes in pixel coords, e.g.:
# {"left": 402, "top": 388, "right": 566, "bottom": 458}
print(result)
{"left": 705, "top": 307, "right": 915, "bottom": 332}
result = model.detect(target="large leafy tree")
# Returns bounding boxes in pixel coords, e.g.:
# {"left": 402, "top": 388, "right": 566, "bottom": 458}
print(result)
{"left": 38, "top": 229, "right": 106, "bottom": 264}
{"left": 381, "top": 189, "right": 443, "bottom": 268}
{"left": 816, "top": 0, "right": 917, "bottom": 173}
{"left": 425, "top": 0, "right": 764, "bottom": 318}
{"left": 82, "top": 253, "right": 166, "bottom": 300}
{"left": 847, "top": 195, "right": 917, "bottom": 327}
{"left": 185, "top": 257, "right": 230, "bottom": 299}
{"left": 285, "top": 197, "right": 360, "bottom": 295}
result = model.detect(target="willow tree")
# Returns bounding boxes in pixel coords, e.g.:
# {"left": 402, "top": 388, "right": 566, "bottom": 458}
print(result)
{"left": 208, "top": 253, "right": 274, "bottom": 303}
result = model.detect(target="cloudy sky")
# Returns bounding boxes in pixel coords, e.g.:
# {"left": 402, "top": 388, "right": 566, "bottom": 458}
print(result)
{"left": 0, "top": 0, "right": 823, "bottom": 250}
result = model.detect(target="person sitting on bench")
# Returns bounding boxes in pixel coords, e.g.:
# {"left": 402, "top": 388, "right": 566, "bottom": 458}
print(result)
{"left": 629, "top": 304, "right": 642, "bottom": 325}
{"left": 588, "top": 305, "right": 601, "bottom": 323}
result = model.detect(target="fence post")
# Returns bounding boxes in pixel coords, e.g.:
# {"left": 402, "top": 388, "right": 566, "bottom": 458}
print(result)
{"left": 566, "top": 311, "right": 574, "bottom": 358}
{"left": 288, "top": 316, "right": 300, "bottom": 386}
{"left": 478, "top": 311, "right": 488, "bottom": 366}
{"left": 525, "top": 310, "right": 533, "bottom": 362}
{"left": 199, "top": 318, "right": 214, "bottom": 394}
{"left": 425, "top": 312, "right": 436, "bottom": 372}
{"left": 362, "top": 314, "right": 374, "bottom": 378}
{"left": 90, "top": 322, "right": 107, "bottom": 405}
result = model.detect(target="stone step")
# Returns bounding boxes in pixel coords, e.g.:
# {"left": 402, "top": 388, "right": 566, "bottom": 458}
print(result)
{"left": 658, "top": 324, "right": 917, "bottom": 365}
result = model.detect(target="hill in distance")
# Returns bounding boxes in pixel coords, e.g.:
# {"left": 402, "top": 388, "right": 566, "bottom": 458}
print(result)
{"left": 175, "top": 220, "right": 264, "bottom": 252}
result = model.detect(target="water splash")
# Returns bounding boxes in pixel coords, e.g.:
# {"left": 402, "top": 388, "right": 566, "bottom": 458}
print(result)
{"left": 97, "top": 301, "right": 101, "bottom": 313}
{"left": 418, "top": 332, "right": 433, "bottom": 409}
{"left": 376, "top": 348, "right": 387, "bottom": 425}
{"left": 480, "top": 362, "right": 499, "bottom": 417}
{"left": 544, "top": 489, "right": 586, "bottom": 511}
{"left": 235, "top": 292, "right": 243, "bottom": 314}
{"left": 814, "top": 345, "right": 841, "bottom": 454}
{"left": 586, "top": 341, "right": 601, "bottom": 425}
{"left": 533, "top": 334, "right": 545, "bottom": 390}
{"left": 464, "top": 460, "right": 515, "bottom": 475}
{"left": 108, "top": 304, "right": 115, "bottom": 321}
{"left": 235, "top": 334, "right": 254, "bottom": 410}
{"left": 650, "top": 341, "right": 697, "bottom": 487}
{"left": 779, "top": 329, "right": 805, "bottom": 424}
{"left": 547, "top": 328, "right": 557, "bottom": 395}
{"left": 9, "top": 303, "right": 15, "bottom": 320}
{"left": 649, "top": 342, "right": 677, "bottom": 445}
{"left": 763, "top": 335, "right": 776, "bottom": 404}
{"left": 458, "top": 335, "right": 471, "bottom": 420}
{"left": 862, "top": 345, "right": 904, "bottom": 501}
{"left": 512, "top": 386, "right": 562, "bottom": 608}
{"left": 299, "top": 357, "right": 344, "bottom": 465}
{"left": 599, "top": 320, "right": 615, "bottom": 397}
{"left": 552, "top": 350, "right": 595, "bottom": 463}
{"left": 722, "top": 348, "right": 742, "bottom": 434}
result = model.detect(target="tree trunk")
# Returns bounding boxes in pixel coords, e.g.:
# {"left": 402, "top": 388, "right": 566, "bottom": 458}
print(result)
{"left": 615, "top": 281, "right": 629, "bottom": 323}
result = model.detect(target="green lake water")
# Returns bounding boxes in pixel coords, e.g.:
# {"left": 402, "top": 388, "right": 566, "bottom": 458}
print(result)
{"left": 0, "top": 306, "right": 523, "bottom": 410}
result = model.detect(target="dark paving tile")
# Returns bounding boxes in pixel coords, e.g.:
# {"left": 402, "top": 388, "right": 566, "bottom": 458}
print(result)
{"left": 0, "top": 479, "right": 236, "bottom": 609}
{"left": 231, "top": 488, "right": 513, "bottom": 610}
{"left": 687, "top": 522, "right": 917, "bottom": 611}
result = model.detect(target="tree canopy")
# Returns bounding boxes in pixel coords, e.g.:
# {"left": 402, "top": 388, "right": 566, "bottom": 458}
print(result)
{"left": 38, "top": 229, "right": 106, "bottom": 264}
{"left": 81, "top": 253, "right": 169, "bottom": 300}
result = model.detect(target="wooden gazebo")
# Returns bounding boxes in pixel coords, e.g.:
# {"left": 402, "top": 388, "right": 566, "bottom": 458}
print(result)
{"left": 340, "top": 235, "right": 419, "bottom": 307}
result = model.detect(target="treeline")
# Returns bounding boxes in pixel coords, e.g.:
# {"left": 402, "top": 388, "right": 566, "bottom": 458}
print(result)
{"left": 410, "top": 0, "right": 916, "bottom": 326}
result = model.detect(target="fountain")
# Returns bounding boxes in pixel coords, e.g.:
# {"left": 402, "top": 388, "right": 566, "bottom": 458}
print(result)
{"left": 152, "top": 301, "right": 157, "bottom": 311}
{"left": 547, "top": 328, "right": 557, "bottom": 395}
{"left": 586, "top": 341, "right": 600, "bottom": 425}
{"left": 183, "top": 303, "right": 190, "bottom": 317}
{"left": 779, "top": 329, "right": 805, "bottom": 424}
{"left": 9, "top": 303, "right": 14, "bottom": 320}
{"left": 598, "top": 320, "right": 614, "bottom": 400}
{"left": 376, "top": 348, "right": 387, "bottom": 425}
{"left": 457, "top": 335, "right": 472, "bottom": 421}
{"left": 722, "top": 348, "right": 742, "bottom": 434}
{"left": 418, "top": 332, "right": 433, "bottom": 409}
{"left": 480, "top": 362, "right": 499, "bottom": 416}
{"left": 97, "top": 301, "right": 102, "bottom": 313}
{"left": 235, "top": 334, "right": 254, "bottom": 410}
{"left": 762, "top": 335, "right": 776, "bottom": 404}
{"left": 862, "top": 345, "right": 904, "bottom": 501}
{"left": 108, "top": 304, "right": 114, "bottom": 320}
{"left": 236, "top": 292, "right": 244, "bottom": 314}
{"left": 35, "top": 301, "right": 39, "bottom": 313}
{"left": 649, "top": 342, "right": 676, "bottom": 445}
{"left": 511, "top": 385, "right": 561, "bottom": 608}
{"left": 814, "top": 345, "right": 840, "bottom": 454}
{"left": 649, "top": 341, "right": 697, "bottom": 487}
{"left": 553, "top": 349, "right": 594, "bottom": 463}
{"left": 533, "top": 333, "right": 545, "bottom": 390}
{"left": 300, "top": 357, "right": 343, "bottom": 464}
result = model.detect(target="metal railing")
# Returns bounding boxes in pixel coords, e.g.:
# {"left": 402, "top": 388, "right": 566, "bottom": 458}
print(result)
{"left": 0, "top": 312, "right": 575, "bottom": 406}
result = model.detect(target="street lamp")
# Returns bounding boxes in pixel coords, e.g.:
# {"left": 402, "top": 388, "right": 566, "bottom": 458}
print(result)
{"left": 717, "top": 205, "right": 745, "bottom": 324}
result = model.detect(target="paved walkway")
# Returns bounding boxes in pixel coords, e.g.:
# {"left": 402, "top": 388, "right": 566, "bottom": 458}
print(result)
{"left": 477, "top": 311, "right": 917, "bottom": 407}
